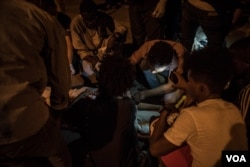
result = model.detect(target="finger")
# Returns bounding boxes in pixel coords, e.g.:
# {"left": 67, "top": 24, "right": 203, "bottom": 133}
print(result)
{"left": 152, "top": 10, "right": 158, "bottom": 17}
{"left": 157, "top": 13, "right": 163, "bottom": 18}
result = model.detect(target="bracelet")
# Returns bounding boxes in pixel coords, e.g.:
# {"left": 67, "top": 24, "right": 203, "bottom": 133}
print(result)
{"left": 139, "top": 91, "right": 145, "bottom": 100}
{"left": 167, "top": 113, "right": 179, "bottom": 126}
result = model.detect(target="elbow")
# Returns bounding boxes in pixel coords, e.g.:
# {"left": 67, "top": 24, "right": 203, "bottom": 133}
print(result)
{"left": 149, "top": 143, "right": 161, "bottom": 157}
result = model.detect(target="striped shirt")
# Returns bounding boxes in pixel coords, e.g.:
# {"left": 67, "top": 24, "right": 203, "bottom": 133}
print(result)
{"left": 239, "top": 84, "right": 250, "bottom": 119}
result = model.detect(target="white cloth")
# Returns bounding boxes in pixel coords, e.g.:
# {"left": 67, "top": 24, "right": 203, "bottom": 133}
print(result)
{"left": 164, "top": 99, "right": 248, "bottom": 167}
{"left": 135, "top": 110, "right": 160, "bottom": 134}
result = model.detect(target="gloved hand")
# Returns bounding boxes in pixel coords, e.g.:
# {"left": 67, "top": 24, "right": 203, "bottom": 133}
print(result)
{"left": 152, "top": 0, "right": 167, "bottom": 18}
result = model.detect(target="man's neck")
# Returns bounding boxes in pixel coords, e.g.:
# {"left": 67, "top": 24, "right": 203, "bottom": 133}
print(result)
{"left": 197, "top": 93, "right": 221, "bottom": 104}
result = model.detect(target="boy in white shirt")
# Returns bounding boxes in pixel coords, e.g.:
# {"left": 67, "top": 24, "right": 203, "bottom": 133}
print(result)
{"left": 150, "top": 47, "right": 248, "bottom": 167}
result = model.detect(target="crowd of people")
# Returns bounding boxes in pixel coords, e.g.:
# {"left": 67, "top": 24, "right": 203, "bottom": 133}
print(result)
{"left": 0, "top": 0, "right": 250, "bottom": 167}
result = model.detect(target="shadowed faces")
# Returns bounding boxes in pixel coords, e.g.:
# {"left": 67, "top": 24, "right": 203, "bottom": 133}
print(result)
{"left": 81, "top": 12, "right": 97, "bottom": 29}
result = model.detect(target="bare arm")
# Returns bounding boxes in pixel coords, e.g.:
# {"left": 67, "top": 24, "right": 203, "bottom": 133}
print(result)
{"left": 143, "top": 80, "right": 176, "bottom": 98}
{"left": 150, "top": 109, "right": 179, "bottom": 156}
{"left": 46, "top": 18, "right": 71, "bottom": 110}
{"left": 137, "top": 102, "right": 162, "bottom": 110}
{"left": 152, "top": 0, "right": 168, "bottom": 18}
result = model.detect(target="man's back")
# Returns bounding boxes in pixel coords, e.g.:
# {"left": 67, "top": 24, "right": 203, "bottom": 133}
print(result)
{"left": 0, "top": 0, "right": 70, "bottom": 145}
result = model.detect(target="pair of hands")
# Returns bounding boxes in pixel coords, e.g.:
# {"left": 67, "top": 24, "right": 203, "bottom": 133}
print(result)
{"left": 133, "top": 71, "right": 187, "bottom": 103}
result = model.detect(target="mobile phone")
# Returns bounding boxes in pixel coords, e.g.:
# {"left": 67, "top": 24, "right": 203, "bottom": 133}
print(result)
{"left": 169, "top": 71, "right": 178, "bottom": 84}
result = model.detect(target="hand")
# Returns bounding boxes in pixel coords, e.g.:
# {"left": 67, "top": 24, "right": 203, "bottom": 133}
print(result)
{"left": 133, "top": 91, "right": 145, "bottom": 103}
{"left": 95, "top": 61, "right": 101, "bottom": 71}
{"left": 106, "top": 34, "right": 117, "bottom": 52}
{"left": 160, "top": 103, "right": 178, "bottom": 114}
{"left": 232, "top": 8, "right": 242, "bottom": 24}
{"left": 70, "top": 64, "right": 76, "bottom": 75}
{"left": 41, "top": 87, "right": 51, "bottom": 106}
{"left": 152, "top": 0, "right": 167, "bottom": 18}
{"left": 106, "top": 33, "right": 125, "bottom": 53}
{"left": 170, "top": 71, "right": 187, "bottom": 90}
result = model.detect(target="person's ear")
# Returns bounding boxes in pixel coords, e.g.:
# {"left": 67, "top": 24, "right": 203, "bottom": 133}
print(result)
{"left": 199, "top": 83, "right": 210, "bottom": 96}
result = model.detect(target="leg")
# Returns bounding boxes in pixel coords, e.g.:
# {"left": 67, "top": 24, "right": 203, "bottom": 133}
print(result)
{"left": 144, "top": 11, "right": 165, "bottom": 42}
{"left": 129, "top": 4, "right": 146, "bottom": 47}
{"left": 180, "top": 1, "right": 199, "bottom": 51}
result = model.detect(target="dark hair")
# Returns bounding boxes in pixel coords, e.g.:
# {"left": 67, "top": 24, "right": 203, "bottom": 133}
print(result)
{"left": 147, "top": 41, "right": 176, "bottom": 66}
{"left": 80, "top": 0, "right": 97, "bottom": 14}
{"left": 229, "top": 36, "right": 250, "bottom": 64}
{"left": 187, "top": 47, "right": 233, "bottom": 94}
{"left": 56, "top": 12, "right": 71, "bottom": 29}
{"left": 98, "top": 55, "right": 136, "bottom": 98}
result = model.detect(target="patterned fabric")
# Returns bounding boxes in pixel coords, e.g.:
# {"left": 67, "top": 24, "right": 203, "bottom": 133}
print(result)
{"left": 238, "top": 84, "right": 250, "bottom": 119}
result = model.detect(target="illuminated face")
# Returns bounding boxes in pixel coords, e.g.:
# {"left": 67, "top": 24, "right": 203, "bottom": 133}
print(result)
{"left": 151, "top": 64, "right": 168, "bottom": 74}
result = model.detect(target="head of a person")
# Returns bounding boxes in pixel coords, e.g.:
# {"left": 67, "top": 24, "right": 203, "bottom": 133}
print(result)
{"left": 80, "top": 0, "right": 98, "bottom": 29}
{"left": 229, "top": 37, "right": 250, "bottom": 76}
{"left": 98, "top": 55, "right": 136, "bottom": 98}
{"left": 147, "top": 41, "right": 176, "bottom": 73}
{"left": 185, "top": 47, "right": 233, "bottom": 102}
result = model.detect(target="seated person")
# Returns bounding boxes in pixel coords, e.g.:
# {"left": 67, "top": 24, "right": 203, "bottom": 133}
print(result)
{"left": 129, "top": 40, "right": 187, "bottom": 134}
{"left": 130, "top": 40, "right": 187, "bottom": 105}
{"left": 130, "top": 39, "right": 187, "bottom": 106}
{"left": 63, "top": 55, "right": 138, "bottom": 166}
{"left": 223, "top": 36, "right": 250, "bottom": 149}
{"left": 223, "top": 36, "right": 250, "bottom": 111}
{"left": 150, "top": 47, "right": 248, "bottom": 167}
{"left": 70, "top": 0, "right": 127, "bottom": 84}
